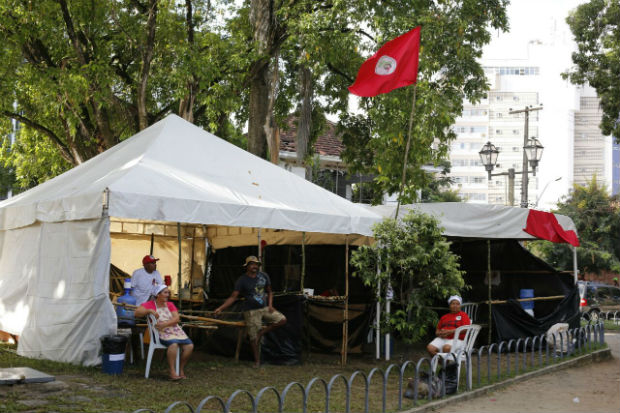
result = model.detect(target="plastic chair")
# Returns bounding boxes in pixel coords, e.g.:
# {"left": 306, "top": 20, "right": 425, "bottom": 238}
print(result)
{"left": 144, "top": 314, "right": 180, "bottom": 379}
{"left": 461, "top": 302, "right": 479, "bottom": 323}
{"left": 431, "top": 324, "right": 481, "bottom": 390}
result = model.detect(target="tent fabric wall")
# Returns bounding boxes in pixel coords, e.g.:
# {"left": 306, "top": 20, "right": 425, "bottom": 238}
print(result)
{"left": 0, "top": 218, "right": 116, "bottom": 365}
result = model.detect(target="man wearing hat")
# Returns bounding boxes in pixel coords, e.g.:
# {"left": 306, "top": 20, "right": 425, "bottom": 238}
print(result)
{"left": 214, "top": 255, "right": 287, "bottom": 367}
{"left": 427, "top": 295, "right": 471, "bottom": 357}
{"left": 131, "top": 255, "right": 163, "bottom": 306}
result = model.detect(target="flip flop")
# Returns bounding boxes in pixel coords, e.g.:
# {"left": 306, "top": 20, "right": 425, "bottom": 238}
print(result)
{"left": 169, "top": 376, "right": 182, "bottom": 381}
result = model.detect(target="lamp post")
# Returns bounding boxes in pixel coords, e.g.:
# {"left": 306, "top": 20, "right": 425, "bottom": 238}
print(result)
{"left": 509, "top": 105, "right": 544, "bottom": 207}
{"left": 479, "top": 135, "right": 544, "bottom": 208}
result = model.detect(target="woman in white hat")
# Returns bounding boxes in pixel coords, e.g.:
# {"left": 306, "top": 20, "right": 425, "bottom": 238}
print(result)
{"left": 135, "top": 284, "right": 194, "bottom": 380}
{"left": 426, "top": 295, "right": 471, "bottom": 357}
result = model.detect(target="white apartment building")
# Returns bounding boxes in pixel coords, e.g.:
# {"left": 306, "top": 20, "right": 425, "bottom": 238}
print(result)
{"left": 448, "top": 0, "right": 613, "bottom": 210}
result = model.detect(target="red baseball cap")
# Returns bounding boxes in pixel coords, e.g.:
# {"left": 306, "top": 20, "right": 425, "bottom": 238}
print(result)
{"left": 142, "top": 255, "right": 160, "bottom": 265}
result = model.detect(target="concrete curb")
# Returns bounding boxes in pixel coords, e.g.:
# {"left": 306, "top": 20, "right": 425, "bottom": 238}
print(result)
{"left": 400, "top": 347, "right": 612, "bottom": 413}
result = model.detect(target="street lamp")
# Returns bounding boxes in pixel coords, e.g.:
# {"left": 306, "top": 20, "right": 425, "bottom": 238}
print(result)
{"left": 524, "top": 137, "right": 544, "bottom": 176}
{"left": 479, "top": 141, "right": 499, "bottom": 180}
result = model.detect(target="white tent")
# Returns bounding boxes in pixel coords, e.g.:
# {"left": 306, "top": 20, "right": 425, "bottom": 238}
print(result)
{"left": 368, "top": 203, "right": 578, "bottom": 240}
{"left": 0, "top": 115, "right": 381, "bottom": 365}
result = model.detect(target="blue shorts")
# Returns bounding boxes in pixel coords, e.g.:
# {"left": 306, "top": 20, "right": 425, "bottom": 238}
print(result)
{"left": 160, "top": 338, "right": 193, "bottom": 347}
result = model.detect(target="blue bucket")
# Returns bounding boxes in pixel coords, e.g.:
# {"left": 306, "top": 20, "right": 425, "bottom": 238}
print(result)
{"left": 520, "top": 289, "right": 535, "bottom": 310}
{"left": 102, "top": 353, "right": 125, "bottom": 375}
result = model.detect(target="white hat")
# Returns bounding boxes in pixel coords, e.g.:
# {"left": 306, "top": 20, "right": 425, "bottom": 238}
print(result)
{"left": 153, "top": 284, "right": 168, "bottom": 296}
{"left": 448, "top": 295, "right": 462, "bottom": 305}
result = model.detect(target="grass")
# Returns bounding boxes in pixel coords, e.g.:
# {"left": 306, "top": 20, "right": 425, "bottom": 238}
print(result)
{"left": 0, "top": 341, "right": 431, "bottom": 413}
{"left": 0, "top": 333, "right": 609, "bottom": 413}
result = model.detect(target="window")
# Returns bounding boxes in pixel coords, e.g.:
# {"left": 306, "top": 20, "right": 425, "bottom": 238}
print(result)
{"left": 496, "top": 129, "right": 502, "bottom": 134}
{"left": 513, "top": 130, "right": 519, "bottom": 135}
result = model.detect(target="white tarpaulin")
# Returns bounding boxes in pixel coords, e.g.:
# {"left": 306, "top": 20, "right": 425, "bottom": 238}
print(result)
{"left": 0, "top": 218, "right": 115, "bottom": 365}
{"left": 0, "top": 115, "right": 381, "bottom": 365}
{"left": 368, "top": 203, "right": 577, "bottom": 240}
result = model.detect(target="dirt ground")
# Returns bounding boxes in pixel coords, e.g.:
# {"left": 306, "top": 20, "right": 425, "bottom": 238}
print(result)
{"left": 436, "top": 332, "right": 620, "bottom": 413}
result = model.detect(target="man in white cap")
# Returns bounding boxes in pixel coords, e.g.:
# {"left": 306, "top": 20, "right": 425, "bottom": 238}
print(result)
{"left": 131, "top": 255, "right": 163, "bottom": 306}
{"left": 427, "top": 295, "right": 471, "bottom": 357}
{"left": 214, "top": 255, "right": 286, "bottom": 367}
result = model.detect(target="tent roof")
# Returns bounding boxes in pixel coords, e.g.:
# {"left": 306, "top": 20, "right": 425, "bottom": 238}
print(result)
{"left": 0, "top": 115, "right": 380, "bottom": 235}
{"left": 367, "top": 203, "right": 578, "bottom": 241}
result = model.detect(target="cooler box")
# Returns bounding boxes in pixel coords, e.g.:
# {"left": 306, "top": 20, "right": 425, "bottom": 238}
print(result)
{"left": 101, "top": 335, "right": 128, "bottom": 375}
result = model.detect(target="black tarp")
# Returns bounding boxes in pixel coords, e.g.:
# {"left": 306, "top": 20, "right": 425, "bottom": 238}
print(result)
{"left": 449, "top": 239, "right": 579, "bottom": 341}
{"left": 204, "top": 245, "right": 373, "bottom": 360}
{"left": 492, "top": 287, "right": 580, "bottom": 342}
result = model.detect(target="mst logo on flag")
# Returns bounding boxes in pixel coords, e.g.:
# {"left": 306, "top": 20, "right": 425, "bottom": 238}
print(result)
{"left": 348, "top": 26, "right": 421, "bottom": 97}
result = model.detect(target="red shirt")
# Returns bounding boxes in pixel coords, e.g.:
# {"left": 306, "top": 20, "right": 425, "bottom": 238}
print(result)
{"left": 437, "top": 311, "right": 471, "bottom": 340}
{"left": 141, "top": 300, "right": 178, "bottom": 312}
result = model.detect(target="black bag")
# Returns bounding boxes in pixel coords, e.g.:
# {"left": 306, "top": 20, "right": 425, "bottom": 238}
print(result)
{"left": 440, "top": 363, "right": 459, "bottom": 395}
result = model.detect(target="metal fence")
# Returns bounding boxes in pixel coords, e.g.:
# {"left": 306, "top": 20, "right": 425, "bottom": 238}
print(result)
{"left": 132, "top": 322, "right": 606, "bottom": 413}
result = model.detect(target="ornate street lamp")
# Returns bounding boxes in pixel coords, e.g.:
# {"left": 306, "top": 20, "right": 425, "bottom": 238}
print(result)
{"left": 479, "top": 141, "right": 499, "bottom": 180}
{"left": 524, "top": 137, "right": 544, "bottom": 176}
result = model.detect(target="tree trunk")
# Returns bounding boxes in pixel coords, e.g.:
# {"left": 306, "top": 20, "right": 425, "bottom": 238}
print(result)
{"left": 137, "top": 0, "right": 158, "bottom": 130}
{"left": 297, "top": 64, "right": 313, "bottom": 179}
{"left": 247, "top": 0, "right": 275, "bottom": 159}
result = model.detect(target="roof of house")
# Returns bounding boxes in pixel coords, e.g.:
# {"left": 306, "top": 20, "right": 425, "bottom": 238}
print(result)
{"left": 279, "top": 116, "right": 344, "bottom": 158}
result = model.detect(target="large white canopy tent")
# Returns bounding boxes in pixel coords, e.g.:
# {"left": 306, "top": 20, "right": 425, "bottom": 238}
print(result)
{"left": 0, "top": 115, "right": 381, "bottom": 365}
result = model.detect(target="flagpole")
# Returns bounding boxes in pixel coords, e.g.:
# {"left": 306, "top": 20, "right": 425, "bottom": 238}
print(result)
{"left": 394, "top": 84, "right": 417, "bottom": 219}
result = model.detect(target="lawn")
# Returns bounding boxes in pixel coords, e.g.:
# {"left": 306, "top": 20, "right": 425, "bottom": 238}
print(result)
{"left": 0, "top": 341, "right": 430, "bottom": 413}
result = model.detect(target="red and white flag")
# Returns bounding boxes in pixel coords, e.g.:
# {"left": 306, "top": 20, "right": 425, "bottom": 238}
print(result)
{"left": 348, "top": 26, "right": 421, "bottom": 97}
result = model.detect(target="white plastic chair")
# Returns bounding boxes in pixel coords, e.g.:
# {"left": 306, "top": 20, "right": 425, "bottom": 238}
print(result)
{"left": 460, "top": 303, "right": 479, "bottom": 323}
{"left": 431, "top": 324, "right": 481, "bottom": 390}
{"left": 144, "top": 314, "right": 180, "bottom": 379}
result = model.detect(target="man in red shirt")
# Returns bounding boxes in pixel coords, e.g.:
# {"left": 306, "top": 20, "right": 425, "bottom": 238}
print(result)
{"left": 427, "top": 295, "right": 471, "bottom": 356}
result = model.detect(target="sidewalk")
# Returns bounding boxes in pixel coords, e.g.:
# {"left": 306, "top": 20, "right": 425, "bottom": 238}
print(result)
{"left": 433, "top": 332, "right": 620, "bottom": 413}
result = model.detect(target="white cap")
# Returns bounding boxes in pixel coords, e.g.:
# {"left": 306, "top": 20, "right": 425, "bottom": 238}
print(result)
{"left": 153, "top": 284, "right": 167, "bottom": 296}
{"left": 448, "top": 295, "right": 462, "bottom": 305}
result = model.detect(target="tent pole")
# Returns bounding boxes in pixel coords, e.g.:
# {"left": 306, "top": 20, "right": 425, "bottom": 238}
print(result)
{"left": 487, "top": 239, "right": 492, "bottom": 345}
{"left": 341, "top": 237, "right": 349, "bottom": 366}
{"left": 376, "top": 258, "right": 381, "bottom": 360}
{"left": 572, "top": 246, "right": 578, "bottom": 284}
{"left": 150, "top": 233, "right": 154, "bottom": 255}
{"left": 257, "top": 229, "right": 262, "bottom": 262}
{"left": 178, "top": 222, "right": 183, "bottom": 314}
{"left": 300, "top": 232, "right": 306, "bottom": 292}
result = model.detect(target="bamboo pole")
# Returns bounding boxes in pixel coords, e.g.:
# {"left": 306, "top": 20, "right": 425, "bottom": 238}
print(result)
{"left": 395, "top": 84, "right": 418, "bottom": 219}
{"left": 300, "top": 232, "right": 306, "bottom": 292}
{"left": 179, "top": 313, "right": 246, "bottom": 327}
{"left": 487, "top": 240, "right": 492, "bottom": 345}
{"left": 486, "top": 295, "right": 566, "bottom": 305}
{"left": 178, "top": 222, "right": 183, "bottom": 314}
{"left": 341, "top": 237, "right": 349, "bottom": 365}
{"left": 149, "top": 233, "right": 154, "bottom": 255}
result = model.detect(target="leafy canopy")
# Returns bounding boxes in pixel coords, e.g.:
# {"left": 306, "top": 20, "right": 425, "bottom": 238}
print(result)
{"left": 351, "top": 210, "right": 466, "bottom": 343}
{"left": 563, "top": 0, "right": 620, "bottom": 142}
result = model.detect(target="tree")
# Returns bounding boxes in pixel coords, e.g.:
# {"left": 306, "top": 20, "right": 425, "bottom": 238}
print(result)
{"left": 339, "top": 1, "right": 509, "bottom": 204}
{"left": 528, "top": 177, "right": 620, "bottom": 274}
{"left": 563, "top": 0, "right": 620, "bottom": 142}
{"left": 0, "top": 0, "right": 245, "bottom": 188}
{"left": 419, "top": 160, "right": 462, "bottom": 203}
{"left": 351, "top": 210, "right": 466, "bottom": 343}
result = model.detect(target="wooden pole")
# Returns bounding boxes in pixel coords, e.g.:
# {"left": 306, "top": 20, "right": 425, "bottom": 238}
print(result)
{"left": 177, "top": 222, "right": 183, "bottom": 314}
{"left": 341, "top": 237, "right": 349, "bottom": 365}
{"left": 149, "top": 233, "right": 154, "bottom": 255}
{"left": 487, "top": 240, "right": 492, "bottom": 345}
{"left": 300, "top": 232, "right": 306, "bottom": 292}
{"left": 395, "top": 85, "right": 418, "bottom": 219}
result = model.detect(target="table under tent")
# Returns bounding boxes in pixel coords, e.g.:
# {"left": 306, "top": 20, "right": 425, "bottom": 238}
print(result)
{"left": 0, "top": 115, "right": 381, "bottom": 366}
{"left": 369, "top": 203, "right": 581, "bottom": 354}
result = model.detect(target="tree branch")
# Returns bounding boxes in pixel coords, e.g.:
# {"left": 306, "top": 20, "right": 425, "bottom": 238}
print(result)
{"left": 2, "top": 111, "right": 76, "bottom": 165}
{"left": 326, "top": 62, "right": 354, "bottom": 83}
{"left": 57, "top": 0, "right": 88, "bottom": 65}
{"left": 137, "top": 0, "right": 158, "bottom": 130}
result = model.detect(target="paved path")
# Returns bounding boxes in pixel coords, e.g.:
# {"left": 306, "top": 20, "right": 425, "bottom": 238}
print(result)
{"left": 435, "top": 332, "right": 620, "bottom": 413}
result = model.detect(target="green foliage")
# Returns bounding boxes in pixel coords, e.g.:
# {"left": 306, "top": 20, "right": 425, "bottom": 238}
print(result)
{"left": 339, "top": 0, "right": 509, "bottom": 203}
{"left": 563, "top": 0, "right": 620, "bottom": 142}
{"left": 351, "top": 210, "right": 466, "bottom": 343}
{"left": 419, "top": 160, "right": 462, "bottom": 202}
{"left": 528, "top": 177, "right": 620, "bottom": 274}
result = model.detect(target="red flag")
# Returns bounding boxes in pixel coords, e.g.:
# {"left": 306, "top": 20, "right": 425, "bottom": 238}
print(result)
{"left": 348, "top": 27, "right": 421, "bottom": 97}
{"left": 523, "top": 209, "right": 580, "bottom": 247}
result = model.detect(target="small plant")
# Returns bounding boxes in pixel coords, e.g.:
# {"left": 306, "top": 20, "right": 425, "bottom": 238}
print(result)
{"left": 351, "top": 210, "right": 467, "bottom": 343}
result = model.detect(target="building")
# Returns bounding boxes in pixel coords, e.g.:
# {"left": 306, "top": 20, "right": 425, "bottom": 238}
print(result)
{"left": 447, "top": 0, "right": 614, "bottom": 210}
